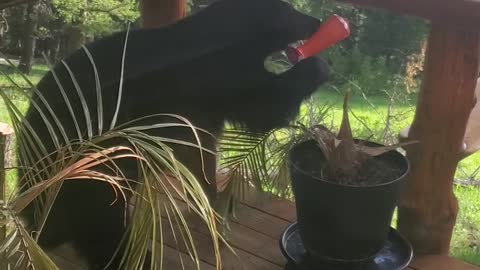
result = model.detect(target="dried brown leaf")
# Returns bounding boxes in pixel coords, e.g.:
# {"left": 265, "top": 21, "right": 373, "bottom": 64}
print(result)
{"left": 328, "top": 93, "right": 361, "bottom": 179}
{"left": 356, "top": 141, "right": 418, "bottom": 157}
{"left": 337, "top": 93, "right": 354, "bottom": 142}
{"left": 329, "top": 139, "right": 363, "bottom": 180}
{"left": 307, "top": 93, "right": 415, "bottom": 184}
{"left": 311, "top": 125, "right": 336, "bottom": 160}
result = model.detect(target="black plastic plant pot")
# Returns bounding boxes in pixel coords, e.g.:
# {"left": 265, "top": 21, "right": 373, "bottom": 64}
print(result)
{"left": 288, "top": 139, "right": 410, "bottom": 264}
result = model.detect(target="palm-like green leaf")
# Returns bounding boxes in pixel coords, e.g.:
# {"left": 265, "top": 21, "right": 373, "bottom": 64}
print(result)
{"left": 0, "top": 31, "right": 228, "bottom": 269}
{"left": 218, "top": 99, "right": 334, "bottom": 211}
{"left": 1, "top": 215, "right": 61, "bottom": 270}
{"left": 220, "top": 129, "right": 272, "bottom": 190}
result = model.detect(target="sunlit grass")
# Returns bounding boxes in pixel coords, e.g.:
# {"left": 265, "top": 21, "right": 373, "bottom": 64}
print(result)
{"left": 0, "top": 64, "right": 43, "bottom": 198}
{"left": 0, "top": 64, "right": 48, "bottom": 88}
{"left": 452, "top": 186, "right": 480, "bottom": 265}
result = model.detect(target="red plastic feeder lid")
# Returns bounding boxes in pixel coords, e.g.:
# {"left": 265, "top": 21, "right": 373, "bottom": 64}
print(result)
{"left": 287, "top": 14, "right": 351, "bottom": 64}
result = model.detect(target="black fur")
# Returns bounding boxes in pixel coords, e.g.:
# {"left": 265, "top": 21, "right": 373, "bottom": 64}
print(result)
{"left": 19, "top": 0, "right": 329, "bottom": 269}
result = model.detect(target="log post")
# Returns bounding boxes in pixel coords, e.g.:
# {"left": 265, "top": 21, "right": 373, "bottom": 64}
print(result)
{"left": 140, "top": 0, "right": 187, "bottom": 28}
{"left": 0, "top": 123, "right": 14, "bottom": 263}
{"left": 397, "top": 24, "right": 480, "bottom": 254}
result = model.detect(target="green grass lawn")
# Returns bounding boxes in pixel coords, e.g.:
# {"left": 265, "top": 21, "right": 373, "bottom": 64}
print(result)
{"left": 0, "top": 64, "right": 43, "bottom": 198}
{"left": 0, "top": 63, "right": 45, "bottom": 125}
{"left": 1, "top": 64, "right": 479, "bottom": 265}
{"left": 452, "top": 185, "right": 480, "bottom": 265}
{"left": 0, "top": 63, "right": 47, "bottom": 88}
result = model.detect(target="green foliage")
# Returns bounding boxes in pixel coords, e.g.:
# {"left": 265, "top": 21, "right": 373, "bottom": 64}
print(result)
{"left": 52, "top": 0, "right": 139, "bottom": 37}
{"left": 321, "top": 46, "right": 416, "bottom": 97}
{"left": 288, "top": 0, "right": 313, "bottom": 13}
{"left": 358, "top": 9, "right": 429, "bottom": 73}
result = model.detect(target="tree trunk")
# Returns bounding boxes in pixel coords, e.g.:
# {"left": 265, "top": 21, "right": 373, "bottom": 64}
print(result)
{"left": 46, "top": 37, "right": 61, "bottom": 63}
{"left": 0, "top": 10, "right": 7, "bottom": 39}
{"left": 397, "top": 24, "right": 480, "bottom": 255}
{"left": 0, "top": 123, "right": 14, "bottom": 269}
{"left": 18, "top": 0, "right": 38, "bottom": 75}
{"left": 140, "top": 0, "right": 187, "bottom": 28}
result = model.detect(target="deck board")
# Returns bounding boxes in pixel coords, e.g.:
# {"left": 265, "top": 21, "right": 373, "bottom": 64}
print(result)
{"left": 407, "top": 255, "right": 480, "bottom": 270}
{"left": 48, "top": 187, "right": 479, "bottom": 270}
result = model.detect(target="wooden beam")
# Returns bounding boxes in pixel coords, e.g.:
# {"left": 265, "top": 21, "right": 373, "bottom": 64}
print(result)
{"left": 463, "top": 77, "right": 480, "bottom": 157}
{"left": 402, "top": 79, "right": 480, "bottom": 159}
{"left": 140, "top": 0, "right": 187, "bottom": 29}
{"left": 338, "top": 0, "right": 480, "bottom": 30}
{"left": 409, "top": 255, "right": 480, "bottom": 270}
{"left": 0, "top": 123, "right": 13, "bottom": 270}
{"left": 397, "top": 24, "right": 480, "bottom": 254}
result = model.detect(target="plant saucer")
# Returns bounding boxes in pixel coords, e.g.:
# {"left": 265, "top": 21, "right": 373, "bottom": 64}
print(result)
{"left": 280, "top": 222, "right": 413, "bottom": 270}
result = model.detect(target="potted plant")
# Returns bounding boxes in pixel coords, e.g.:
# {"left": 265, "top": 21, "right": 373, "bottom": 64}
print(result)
{"left": 218, "top": 93, "right": 414, "bottom": 269}
{"left": 285, "top": 94, "right": 413, "bottom": 268}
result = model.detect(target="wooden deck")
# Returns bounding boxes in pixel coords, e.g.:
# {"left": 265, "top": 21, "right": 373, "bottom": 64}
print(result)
{"left": 49, "top": 188, "right": 480, "bottom": 270}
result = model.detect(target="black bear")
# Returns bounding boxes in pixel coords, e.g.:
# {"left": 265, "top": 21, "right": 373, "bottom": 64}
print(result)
{"left": 19, "top": 0, "right": 329, "bottom": 269}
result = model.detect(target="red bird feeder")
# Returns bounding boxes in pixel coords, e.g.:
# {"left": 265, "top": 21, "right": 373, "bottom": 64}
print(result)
{"left": 286, "top": 14, "right": 351, "bottom": 64}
